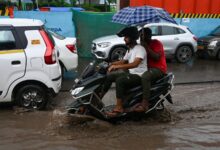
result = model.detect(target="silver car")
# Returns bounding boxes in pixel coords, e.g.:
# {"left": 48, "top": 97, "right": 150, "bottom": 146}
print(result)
{"left": 91, "top": 23, "right": 198, "bottom": 63}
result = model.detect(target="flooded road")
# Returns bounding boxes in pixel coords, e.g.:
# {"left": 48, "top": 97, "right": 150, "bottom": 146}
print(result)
{"left": 0, "top": 58, "right": 220, "bottom": 150}
{"left": 62, "top": 58, "right": 220, "bottom": 91}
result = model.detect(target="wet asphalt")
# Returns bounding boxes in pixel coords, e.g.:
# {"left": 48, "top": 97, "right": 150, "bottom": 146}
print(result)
{"left": 0, "top": 56, "right": 220, "bottom": 150}
{"left": 62, "top": 57, "right": 220, "bottom": 91}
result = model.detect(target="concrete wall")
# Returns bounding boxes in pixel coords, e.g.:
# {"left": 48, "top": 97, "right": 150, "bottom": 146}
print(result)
{"left": 13, "top": 11, "right": 75, "bottom": 37}
{"left": 175, "top": 18, "right": 220, "bottom": 37}
{"left": 1, "top": 11, "right": 220, "bottom": 38}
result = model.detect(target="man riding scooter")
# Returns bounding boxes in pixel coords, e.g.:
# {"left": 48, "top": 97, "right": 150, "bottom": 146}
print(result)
{"left": 103, "top": 27, "right": 168, "bottom": 115}
{"left": 101, "top": 26, "right": 148, "bottom": 117}
{"left": 67, "top": 27, "right": 174, "bottom": 122}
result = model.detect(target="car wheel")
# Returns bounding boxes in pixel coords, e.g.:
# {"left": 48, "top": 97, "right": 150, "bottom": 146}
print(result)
{"left": 110, "top": 47, "right": 127, "bottom": 62}
{"left": 15, "top": 84, "right": 47, "bottom": 110}
{"left": 175, "top": 45, "right": 193, "bottom": 63}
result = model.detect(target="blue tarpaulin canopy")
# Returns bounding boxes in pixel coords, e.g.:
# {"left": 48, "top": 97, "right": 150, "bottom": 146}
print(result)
{"left": 112, "top": 6, "right": 177, "bottom": 26}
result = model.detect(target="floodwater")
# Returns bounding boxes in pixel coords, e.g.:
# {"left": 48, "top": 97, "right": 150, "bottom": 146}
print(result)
{"left": 0, "top": 58, "right": 220, "bottom": 150}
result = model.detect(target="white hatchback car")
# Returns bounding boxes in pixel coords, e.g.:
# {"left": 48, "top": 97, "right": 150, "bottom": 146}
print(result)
{"left": 48, "top": 30, "right": 78, "bottom": 74}
{"left": 92, "top": 23, "right": 198, "bottom": 63}
{"left": 0, "top": 18, "right": 62, "bottom": 109}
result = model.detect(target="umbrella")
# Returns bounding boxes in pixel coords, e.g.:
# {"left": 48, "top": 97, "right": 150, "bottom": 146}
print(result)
{"left": 112, "top": 6, "right": 176, "bottom": 26}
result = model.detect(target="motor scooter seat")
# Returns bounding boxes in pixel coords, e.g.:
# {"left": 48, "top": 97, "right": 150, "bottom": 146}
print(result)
{"left": 152, "top": 73, "right": 172, "bottom": 87}
{"left": 126, "top": 73, "right": 172, "bottom": 93}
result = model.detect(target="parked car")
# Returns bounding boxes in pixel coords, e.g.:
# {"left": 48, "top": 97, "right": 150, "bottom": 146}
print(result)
{"left": 197, "top": 25, "right": 220, "bottom": 59}
{"left": 91, "top": 23, "right": 198, "bottom": 63}
{"left": 48, "top": 30, "right": 78, "bottom": 75}
{"left": 0, "top": 18, "right": 62, "bottom": 109}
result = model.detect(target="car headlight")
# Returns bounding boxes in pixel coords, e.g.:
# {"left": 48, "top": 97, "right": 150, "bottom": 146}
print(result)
{"left": 97, "top": 42, "right": 111, "bottom": 48}
{"left": 71, "top": 87, "right": 84, "bottom": 95}
{"left": 208, "top": 40, "right": 218, "bottom": 49}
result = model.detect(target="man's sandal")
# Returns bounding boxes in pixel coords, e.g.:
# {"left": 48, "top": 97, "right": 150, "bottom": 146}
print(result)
{"left": 132, "top": 103, "right": 148, "bottom": 113}
{"left": 105, "top": 109, "right": 124, "bottom": 117}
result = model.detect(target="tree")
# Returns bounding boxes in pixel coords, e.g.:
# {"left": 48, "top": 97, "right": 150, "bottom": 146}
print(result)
{"left": 84, "top": 0, "right": 91, "bottom": 6}
{"left": 18, "top": 0, "right": 22, "bottom": 10}
{"left": 107, "top": 0, "right": 116, "bottom": 4}
{"left": 32, "top": 0, "right": 37, "bottom": 9}
{"left": 77, "top": 0, "right": 80, "bottom": 6}
{"left": 72, "top": 0, "right": 77, "bottom": 6}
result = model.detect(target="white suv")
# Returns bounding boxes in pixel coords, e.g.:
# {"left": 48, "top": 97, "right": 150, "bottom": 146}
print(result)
{"left": 0, "top": 18, "right": 62, "bottom": 109}
{"left": 92, "top": 23, "right": 198, "bottom": 63}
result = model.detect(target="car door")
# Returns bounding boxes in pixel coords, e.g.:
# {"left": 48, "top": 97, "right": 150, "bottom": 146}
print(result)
{"left": 0, "top": 26, "right": 26, "bottom": 100}
{"left": 157, "top": 25, "right": 181, "bottom": 54}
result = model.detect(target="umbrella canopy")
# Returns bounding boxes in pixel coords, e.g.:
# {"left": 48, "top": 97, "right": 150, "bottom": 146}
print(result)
{"left": 112, "top": 6, "right": 177, "bottom": 26}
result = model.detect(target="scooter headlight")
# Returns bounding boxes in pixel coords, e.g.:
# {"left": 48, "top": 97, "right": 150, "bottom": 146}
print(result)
{"left": 71, "top": 87, "right": 84, "bottom": 95}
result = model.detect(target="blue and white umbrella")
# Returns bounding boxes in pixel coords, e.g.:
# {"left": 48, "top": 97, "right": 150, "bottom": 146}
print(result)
{"left": 112, "top": 6, "right": 176, "bottom": 26}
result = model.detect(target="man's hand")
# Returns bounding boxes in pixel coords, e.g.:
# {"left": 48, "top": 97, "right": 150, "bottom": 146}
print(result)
{"left": 108, "top": 65, "right": 118, "bottom": 72}
{"left": 108, "top": 57, "right": 142, "bottom": 72}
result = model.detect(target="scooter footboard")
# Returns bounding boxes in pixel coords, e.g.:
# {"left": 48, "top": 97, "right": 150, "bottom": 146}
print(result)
{"left": 80, "top": 92, "right": 108, "bottom": 119}
{"left": 67, "top": 92, "right": 108, "bottom": 119}
{"left": 85, "top": 103, "right": 107, "bottom": 120}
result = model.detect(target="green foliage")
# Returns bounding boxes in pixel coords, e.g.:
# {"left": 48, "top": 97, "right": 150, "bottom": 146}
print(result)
{"left": 94, "top": 5, "right": 110, "bottom": 12}
{"left": 107, "top": 0, "right": 116, "bottom": 4}
{"left": 80, "top": 4, "right": 112, "bottom": 12}
{"left": 70, "top": 0, "right": 77, "bottom": 5}
{"left": 81, "top": 4, "right": 100, "bottom": 12}
{"left": 38, "top": 0, "right": 74, "bottom": 7}
{"left": 48, "top": 1, "right": 58, "bottom": 7}
{"left": 38, "top": 1, "right": 49, "bottom": 7}
{"left": 0, "top": 2, "right": 6, "bottom": 10}
{"left": 0, "top": 0, "right": 15, "bottom": 7}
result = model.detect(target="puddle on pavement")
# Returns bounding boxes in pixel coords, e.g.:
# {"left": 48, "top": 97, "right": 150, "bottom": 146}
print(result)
{"left": 1, "top": 82, "right": 220, "bottom": 149}
{"left": 165, "top": 123, "right": 220, "bottom": 150}
{"left": 0, "top": 106, "right": 220, "bottom": 150}
{"left": 45, "top": 108, "right": 174, "bottom": 139}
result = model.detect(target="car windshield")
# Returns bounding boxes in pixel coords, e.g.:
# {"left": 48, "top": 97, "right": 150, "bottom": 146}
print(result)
{"left": 48, "top": 30, "right": 66, "bottom": 40}
{"left": 209, "top": 26, "right": 220, "bottom": 36}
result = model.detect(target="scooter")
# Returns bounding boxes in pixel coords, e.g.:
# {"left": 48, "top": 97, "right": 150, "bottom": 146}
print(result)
{"left": 66, "top": 60, "right": 174, "bottom": 122}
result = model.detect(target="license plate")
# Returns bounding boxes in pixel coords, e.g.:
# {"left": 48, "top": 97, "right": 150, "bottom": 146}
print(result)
{"left": 197, "top": 45, "right": 204, "bottom": 50}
